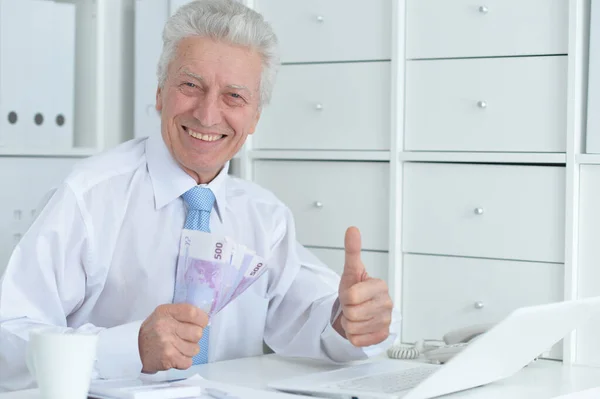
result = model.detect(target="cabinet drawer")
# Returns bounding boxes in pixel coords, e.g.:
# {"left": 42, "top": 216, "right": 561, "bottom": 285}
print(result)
{"left": 402, "top": 163, "right": 565, "bottom": 263}
{"left": 308, "top": 247, "right": 388, "bottom": 283}
{"left": 255, "top": 62, "right": 390, "bottom": 151}
{"left": 405, "top": 56, "right": 567, "bottom": 152}
{"left": 253, "top": 161, "right": 389, "bottom": 251}
{"left": 0, "top": 157, "right": 77, "bottom": 275}
{"left": 406, "top": 0, "right": 568, "bottom": 59}
{"left": 576, "top": 165, "right": 600, "bottom": 364}
{"left": 253, "top": 0, "right": 391, "bottom": 63}
{"left": 402, "top": 254, "right": 563, "bottom": 357}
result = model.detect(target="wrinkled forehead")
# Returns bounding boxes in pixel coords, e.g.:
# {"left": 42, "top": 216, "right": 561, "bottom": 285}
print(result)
{"left": 169, "top": 36, "right": 262, "bottom": 91}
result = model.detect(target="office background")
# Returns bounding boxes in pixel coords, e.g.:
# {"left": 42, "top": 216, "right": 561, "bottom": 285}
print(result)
{"left": 1, "top": 0, "right": 600, "bottom": 368}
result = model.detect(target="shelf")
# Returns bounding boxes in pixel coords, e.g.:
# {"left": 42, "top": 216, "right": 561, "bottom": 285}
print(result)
{"left": 0, "top": 147, "right": 98, "bottom": 158}
{"left": 0, "top": 0, "right": 104, "bottom": 152}
{"left": 577, "top": 154, "right": 600, "bottom": 164}
{"left": 399, "top": 151, "right": 567, "bottom": 164}
{"left": 250, "top": 150, "right": 391, "bottom": 161}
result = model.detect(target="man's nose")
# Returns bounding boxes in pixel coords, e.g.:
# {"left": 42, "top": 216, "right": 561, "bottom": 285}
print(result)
{"left": 193, "top": 93, "right": 222, "bottom": 127}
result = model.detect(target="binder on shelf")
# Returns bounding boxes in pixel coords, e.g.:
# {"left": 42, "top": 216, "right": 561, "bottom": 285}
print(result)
{"left": 0, "top": 0, "right": 75, "bottom": 150}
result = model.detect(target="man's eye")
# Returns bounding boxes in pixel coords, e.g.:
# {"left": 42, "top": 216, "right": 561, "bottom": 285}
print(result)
{"left": 230, "top": 93, "right": 242, "bottom": 99}
{"left": 184, "top": 82, "right": 197, "bottom": 88}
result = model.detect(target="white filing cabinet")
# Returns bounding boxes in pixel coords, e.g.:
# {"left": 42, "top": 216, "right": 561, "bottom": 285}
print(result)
{"left": 0, "top": 0, "right": 124, "bottom": 275}
{"left": 249, "top": 0, "right": 393, "bottom": 283}
{"left": 255, "top": 62, "right": 391, "bottom": 151}
{"left": 0, "top": 157, "right": 79, "bottom": 276}
{"left": 402, "top": 163, "right": 566, "bottom": 263}
{"left": 404, "top": 56, "right": 568, "bottom": 152}
{"left": 402, "top": 254, "right": 564, "bottom": 344}
{"left": 399, "top": 0, "right": 572, "bottom": 357}
{"left": 254, "top": 160, "right": 390, "bottom": 251}
{"left": 586, "top": 2, "right": 600, "bottom": 153}
{"left": 576, "top": 165, "right": 600, "bottom": 366}
{"left": 253, "top": 0, "right": 392, "bottom": 63}
{"left": 405, "top": 0, "right": 568, "bottom": 59}
{"left": 245, "top": 1, "right": 596, "bottom": 362}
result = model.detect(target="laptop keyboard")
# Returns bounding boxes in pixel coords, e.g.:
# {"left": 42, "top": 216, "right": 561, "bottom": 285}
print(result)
{"left": 329, "top": 365, "right": 438, "bottom": 394}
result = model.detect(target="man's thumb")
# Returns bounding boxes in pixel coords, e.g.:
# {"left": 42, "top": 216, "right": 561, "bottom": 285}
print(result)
{"left": 341, "top": 227, "right": 367, "bottom": 289}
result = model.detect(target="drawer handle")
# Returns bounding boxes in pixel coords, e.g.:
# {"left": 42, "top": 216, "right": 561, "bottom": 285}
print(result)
{"left": 477, "top": 100, "right": 487, "bottom": 109}
{"left": 316, "top": 15, "right": 324, "bottom": 23}
{"left": 474, "top": 301, "right": 485, "bottom": 309}
{"left": 314, "top": 201, "right": 324, "bottom": 208}
{"left": 315, "top": 103, "right": 324, "bottom": 111}
{"left": 478, "top": 5, "right": 489, "bottom": 14}
{"left": 474, "top": 207, "right": 484, "bottom": 215}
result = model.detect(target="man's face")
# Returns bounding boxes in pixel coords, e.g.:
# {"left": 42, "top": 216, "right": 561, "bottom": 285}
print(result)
{"left": 156, "top": 36, "right": 263, "bottom": 183}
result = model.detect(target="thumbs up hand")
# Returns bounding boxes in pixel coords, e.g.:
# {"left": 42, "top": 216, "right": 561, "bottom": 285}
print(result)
{"left": 333, "top": 227, "right": 393, "bottom": 347}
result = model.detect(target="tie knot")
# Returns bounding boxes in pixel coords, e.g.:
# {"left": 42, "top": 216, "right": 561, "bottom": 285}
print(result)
{"left": 182, "top": 186, "right": 215, "bottom": 212}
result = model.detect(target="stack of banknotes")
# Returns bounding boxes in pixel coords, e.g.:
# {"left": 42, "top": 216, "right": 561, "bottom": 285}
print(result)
{"left": 173, "top": 230, "right": 268, "bottom": 316}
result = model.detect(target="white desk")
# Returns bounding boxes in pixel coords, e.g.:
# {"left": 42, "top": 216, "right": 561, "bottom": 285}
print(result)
{"left": 2, "top": 354, "right": 600, "bottom": 398}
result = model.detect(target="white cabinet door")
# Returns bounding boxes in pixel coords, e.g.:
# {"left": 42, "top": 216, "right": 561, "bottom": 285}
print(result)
{"left": 253, "top": 0, "right": 391, "bottom": 63}
{"left": 255, "top": 62, "right": 390, "bottom": 151}
{"left": 0, "top": 157, "right": 78, "bottom": 275}
{"left": 576, "top": 165, "right": 600, "bottom": 366}
{"left": 402, "top": 254, "right": 563, "bottom": 357}
{"left": 308, "top": 247, "right": 388, "bottom": 283}
{"left": 0, "top": 0, "right": 75, "bottom": 149}
{"left": 406, "top": 0, "right": 568, "bottom": 59}
{"left": 586, "top": 3, "right": 600, "bottom": 153}
{"left": 253, "top": 160, "right": 389, "bottom": 251}
{"left": 405, "top": 56, "right": 567, "bottom": 152}
{"left": 403, "top": 163, "right": 565, "bottom": 263}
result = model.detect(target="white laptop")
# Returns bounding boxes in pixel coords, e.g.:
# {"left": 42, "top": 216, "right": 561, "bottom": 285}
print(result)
{"left": 269, "top": 297, "right": 600, "bottom": 399}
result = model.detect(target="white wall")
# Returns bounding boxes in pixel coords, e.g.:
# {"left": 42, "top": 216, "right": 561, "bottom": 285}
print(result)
{"left": 102, "top": 0, "right": 136, "bottom": 148}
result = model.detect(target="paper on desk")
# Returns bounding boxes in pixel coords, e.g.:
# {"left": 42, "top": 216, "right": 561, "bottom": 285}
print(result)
{"left": 184, "top": 375, "right": 331, "bottom": 399}
{"left": 551, "top": 386, "right": 600, "bottom": 398}
{"left": 90, "top": 374, "right": 328, "bottom": 399}
{"left": 89, "top": 376, "right": 203, "bottom": 399}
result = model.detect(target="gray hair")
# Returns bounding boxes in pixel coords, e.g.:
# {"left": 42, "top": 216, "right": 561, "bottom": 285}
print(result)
{"left": 157, "top": 0, "right": 280, "bottom": 107}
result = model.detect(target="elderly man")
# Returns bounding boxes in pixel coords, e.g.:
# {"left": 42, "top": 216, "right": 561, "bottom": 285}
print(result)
{"left": 0, "top": 0, "right": 396, "bottom": 391}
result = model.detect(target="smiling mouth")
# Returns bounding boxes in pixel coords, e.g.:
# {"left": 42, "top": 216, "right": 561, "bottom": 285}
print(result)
{"left": 183, "top": 126, "right": 224, "bottom": 142}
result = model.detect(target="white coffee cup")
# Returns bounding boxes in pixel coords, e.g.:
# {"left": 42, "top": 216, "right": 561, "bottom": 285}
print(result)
{"left": 26, "top": 330, "right": 98, "bottom": 399}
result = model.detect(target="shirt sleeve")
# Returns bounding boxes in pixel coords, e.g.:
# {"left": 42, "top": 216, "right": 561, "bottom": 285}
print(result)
{"left": 0, "top": 184, "right": 143, "bottom": 392}
{"left": 262, "top": 207, "right": 400, "bottom": 363}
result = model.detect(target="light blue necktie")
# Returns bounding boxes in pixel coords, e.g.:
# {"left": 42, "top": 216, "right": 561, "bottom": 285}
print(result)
{"left": 181, "top": 186, "right": 215, "bottom": 365}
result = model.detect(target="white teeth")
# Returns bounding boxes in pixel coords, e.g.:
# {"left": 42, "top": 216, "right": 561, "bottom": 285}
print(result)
{"left": 187, "top": 129, "right": 223, "bottom": 142}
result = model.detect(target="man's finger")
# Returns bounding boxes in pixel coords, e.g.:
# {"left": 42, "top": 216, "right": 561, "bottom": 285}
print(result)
{"left": 172, "top": 336, "right": 201, "bottom": 358}
{"left": 171, "top": 354, "right": 194, "bottom": 371}
{"left": 339, "top": 278, "right": 388, "bottom": 306}
{"left": 168, "top": 304, "right": 208, "bottom": 327}
{"left": 342, "top": 292, "right": 393, "bottom": 321}
{"left": 342, "top": 300, "right": 380, "bottom": 322}
{"left": 340, "top": 227, "right": 368, "bottom": 291}
{"left": 341, "top": 316, "right": 386, "bottom": 336}
{"left": 347, "top": 329, "right": 390, "bottom": 348}
{"left": 344, "top": 226, "right": 362, "bottom": 266}
{"left": 176, "top": 322, "right": 204, "bottom": 343}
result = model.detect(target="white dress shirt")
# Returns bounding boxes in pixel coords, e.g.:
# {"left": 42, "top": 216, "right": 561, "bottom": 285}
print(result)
{"left": 0, "top": 134, "right": 398, "bottom": 391}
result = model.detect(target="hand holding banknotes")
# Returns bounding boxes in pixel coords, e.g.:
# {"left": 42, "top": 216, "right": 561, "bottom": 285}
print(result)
{"left": 138, "top": 303, "right": 208, "bottom": 373}
{"left": 334, "top": 227, "right": 393, "bottom": 347}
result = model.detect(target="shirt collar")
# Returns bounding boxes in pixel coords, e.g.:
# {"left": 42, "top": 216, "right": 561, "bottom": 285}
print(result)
{"left": 146, "top": 134, "right": 229, "bottom": 221}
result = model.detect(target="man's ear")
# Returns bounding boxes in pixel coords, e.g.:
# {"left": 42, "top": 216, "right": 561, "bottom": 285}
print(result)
{"left": 155, "top": 86, "right": 163, "bottom": 112}
{"left": 248, "top": 109, "right": 262, "bottom": 135}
